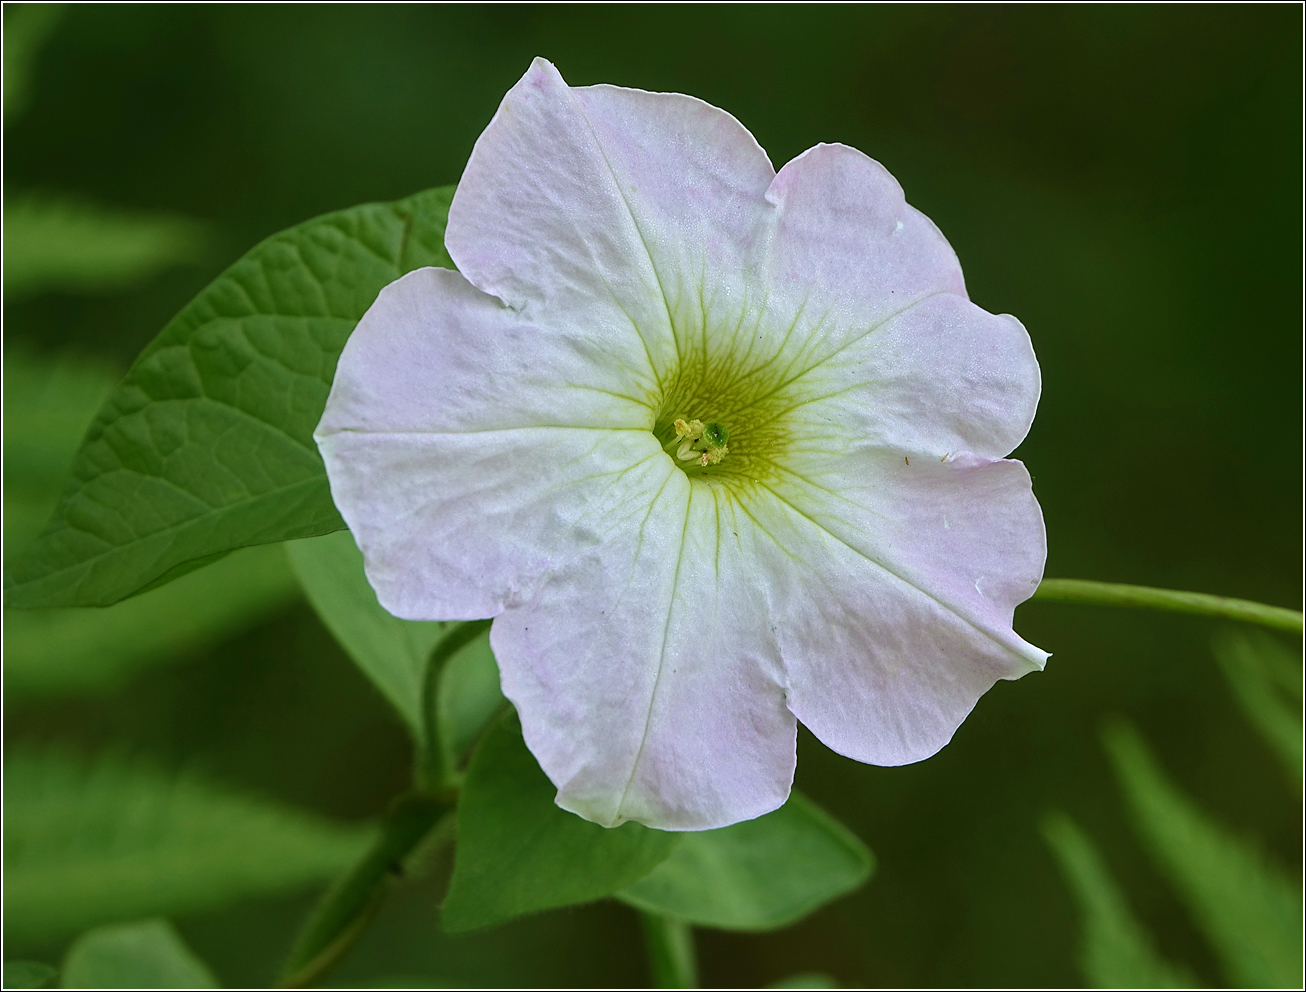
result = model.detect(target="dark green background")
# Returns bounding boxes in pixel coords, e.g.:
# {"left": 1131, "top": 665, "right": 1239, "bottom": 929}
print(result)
{"left": 5, "top": 5, "right": 1301, "bottom": 987}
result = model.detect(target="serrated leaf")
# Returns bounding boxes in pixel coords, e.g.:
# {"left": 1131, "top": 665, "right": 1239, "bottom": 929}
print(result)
{"left": 60, "top": 919, "right": 217, "bottom": 990}
{"left": 616, "top": 792, "right": 872, "bottom": 931}
{"left": 1212, "top": 628, "right": 1302, "bottom": 786}
{"left": 2, "top": 750, "right": 373, "bottom": 945}
{"left": 288, "top": 530, "right": 449, "bottom": 736}
{"left": 2, "top": 961, "right": 57, "bottom": 989}
{"left": 5, "top": 185, "right": 454, "bottom": 609}
{"left": 1103, "top": 721, "right": 1302, "bottom": 988}
{"left": 441, "top": 712, "right": 678, "bottom": 933}
{"left": 1040, "top": 811, "right": 1196, "bottom": 988}
{"left": 2, "top": 195, "right": 208, "bottom": 301}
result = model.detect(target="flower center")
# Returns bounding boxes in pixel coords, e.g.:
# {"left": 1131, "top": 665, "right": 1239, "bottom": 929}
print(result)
{"left": 643, "top": 302, "right": 825, "bottom": 487}
{"left": 649, "top": 354, "right": 798, "bottom": 486}
{"left": 670, "top": 418, "right": 730, "bottom": 467}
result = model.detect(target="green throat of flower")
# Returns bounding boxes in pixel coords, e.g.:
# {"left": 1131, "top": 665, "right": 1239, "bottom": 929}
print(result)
{"left": 648, "top": 328, "right": 809, "bottom": 486}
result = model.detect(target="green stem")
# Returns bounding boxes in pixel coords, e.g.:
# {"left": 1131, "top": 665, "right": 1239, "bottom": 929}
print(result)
{"left": 1032, "top": 579, "right": 1302, "bottom": 634}
{"left": 281, "top": 621, "right": 497, "bottom": 987}
{"left": 419, "top": 619, "right": 493, "bottom": 794}
{"left": 280, "top": 793, "right": 453, "bottom": 988}
{"left": 640, "top": 912, "right": 698, "bottom": 989}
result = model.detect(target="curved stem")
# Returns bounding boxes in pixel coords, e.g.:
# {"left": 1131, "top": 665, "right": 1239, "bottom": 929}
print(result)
{"left": 280, "top": 794, "right": 454, "bottom": 988}
{"left": 640, "top": 911, "right": 697, "bottom": 989}
{"left": 419, "top": 619, "right": 493, "bottom": 794}
{"left": 1032, "top": 579, "right": 1302, "bottom": 634}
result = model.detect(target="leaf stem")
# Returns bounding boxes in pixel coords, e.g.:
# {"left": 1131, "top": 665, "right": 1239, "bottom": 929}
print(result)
{"left": 419, "top": 619, "right": 493, "bottom": 794}
{"left": 1032, "top": 579, "right": 1302, "bottom": 634}
{"left": 640, "top": 911, "right": 698, "bottom": 989}
{"left": 280, "top": 793, "right": 453, "bottom": 988}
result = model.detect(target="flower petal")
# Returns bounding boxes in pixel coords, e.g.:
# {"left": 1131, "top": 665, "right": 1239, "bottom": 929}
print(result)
{"left": 646, "top": 141, "right": 977, "bottom": 415}
{"left": 764, "top": 142, "right": 966, "bottom": 327}
{"left": 446, "top": 58, "right": 776, "bottom": 383}
{"left": 491, "top": 481, "right": 796, "bottom": 831}
{"left": 741, "top": 452, "right": 1046, "bottom": 766}
{"left": 320, "top": 267, "right": 657, "bottom": 434}
{"left": 776, "top": 292, "right": 1041, "bottom": 463}
{"left": 316, "top": 267, "right": 664, "bottom": 619}
{"left": 569, "top": 80, "right": 776, "bottom": 314}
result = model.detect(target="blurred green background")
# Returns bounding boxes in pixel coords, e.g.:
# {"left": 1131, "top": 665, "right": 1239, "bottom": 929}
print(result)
{"left": 3, "top": 4, "right": 1300, "bottom": 988}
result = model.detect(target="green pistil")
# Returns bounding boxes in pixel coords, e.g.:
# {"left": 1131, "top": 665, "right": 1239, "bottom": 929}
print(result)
{"left": 702, "top": 422, "right": 729, "bottom": 449}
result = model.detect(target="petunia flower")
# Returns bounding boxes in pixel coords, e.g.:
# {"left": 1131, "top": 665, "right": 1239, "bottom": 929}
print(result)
{"left": 316, "top": 58, "right": 1047, "bottom": 831}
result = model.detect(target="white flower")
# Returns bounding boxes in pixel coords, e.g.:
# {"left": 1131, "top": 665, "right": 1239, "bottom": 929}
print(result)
{"left": 316, "top": 59, "right": 1047, "bottom": 831}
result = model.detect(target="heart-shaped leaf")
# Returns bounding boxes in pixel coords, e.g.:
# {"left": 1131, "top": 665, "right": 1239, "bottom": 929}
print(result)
{"left": 5, "top": 186, "right": 453, "bottom": 609}
{"left": 442, "top": 711, "right": 678, "bottom": 933}
{"left": 288, "top": 530, "right": 504, "bottom": 757}
{"left": 288, "top": 530, "right": 449, "bottom": 736}
{"left": 616, "top": 791, "right": 873, "bottom": 931}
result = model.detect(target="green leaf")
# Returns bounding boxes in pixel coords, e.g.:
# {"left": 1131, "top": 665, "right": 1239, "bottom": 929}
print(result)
{"left": 3, "top": 544, "right": 299, "bottom": 699}
{"left": 2, "top": 3, "right": 64, "bottom": 123}
{"left": 60, "top": 919, "right": 217, "bottom": 989}
{"left": 287, "top": 530, "right": 449, "bottom": 736}
{"left": 2, "top": 961, "right": 57, "bottom": 989}
{"left": 1103, "top": 721, "right": 1302, "bottom": 988}
{"left": 1212, "top": 628, "right": 1302, "bottom": 785}
{"left": 287, "top": 531, "right": 504, "bottom": 756}
{"left": 616, "top": 791, "right": 872, "bottom": 931}
{"left": 1040, "top": 811, "right": 1196, "bottom": 988}
{"left": 2, "top": 349, "right": 300, "bottom": 699}
{"left": 2, "top": 749, "right": 373, "bottom": 945}
{"left": 441, "top": 711, "right": 679, "bottom": 933}
{"left": 5, "top": 185, "right": 454, "bottom": 610}
{"left": 2, "top": 195, "right": 208, "bottom": 301}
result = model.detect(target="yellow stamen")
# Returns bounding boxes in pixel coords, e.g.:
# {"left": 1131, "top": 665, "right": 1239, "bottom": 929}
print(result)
{"left": 671, "top": 416, "right": 729, "bottom": 467}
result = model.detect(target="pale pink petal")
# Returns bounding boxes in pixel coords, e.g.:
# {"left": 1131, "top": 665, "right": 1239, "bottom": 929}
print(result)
{"left": 740, "top": 453, "right": 1046, "bottom": 765}
{"left": 316, "top": 267, "right": 663, "bottom": 620}
{"left": 744, "top": 291, "right": 1045, "bottom": 763}
{"left": 569, "top": 81, "right": 776, "bottom": 331}
{"left": 320, "top": 267, "right": 657, "bottom": 435}
{"left": 769, "top": 293, "right": 1041, "bottom": 466}
{"left": 491, "top": 481, "right": 795, "bottom": 831}
{"left": 446, "top": 58, "right": 776, "bottom": 384}
{"left": 764, "top": 142, "right": 967, "bottom": 329}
